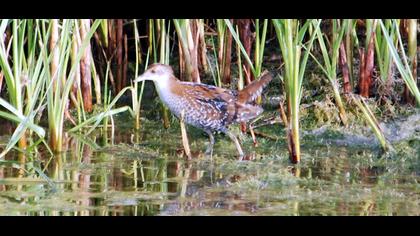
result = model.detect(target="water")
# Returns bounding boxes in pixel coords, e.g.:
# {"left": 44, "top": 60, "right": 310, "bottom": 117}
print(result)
{"left": 0, "top": 115, "right": 418, "bottom": 216}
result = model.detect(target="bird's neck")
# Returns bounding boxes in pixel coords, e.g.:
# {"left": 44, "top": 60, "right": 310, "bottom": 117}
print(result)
{"left": 154, "top": 75, "right": 181, "bottom": 100}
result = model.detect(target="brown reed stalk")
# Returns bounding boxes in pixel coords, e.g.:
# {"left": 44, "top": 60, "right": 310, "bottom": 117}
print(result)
{"left": 180, "top": 110, "right": 191, "bottom": 160}
{"left": 116, "top": 19, "right": 123, "bottom": 93}
{"left": 237, "top": 19, "right": 253, "bottom": 83}
{"left": 80, "top": 19, "right": 93, "bottom": 112}
{"left": 339, "top": 42, "right": 352, "bottom": 94}
{"left": 404, "top": 19, "right": 417, "bottom": 104}
{"left": 358, "top": 20, "right": 377, "bottom": 98}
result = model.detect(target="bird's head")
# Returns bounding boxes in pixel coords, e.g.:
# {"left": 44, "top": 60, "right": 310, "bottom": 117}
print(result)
{"left": 134, "top": 63, "right": 174, "bottom": 87}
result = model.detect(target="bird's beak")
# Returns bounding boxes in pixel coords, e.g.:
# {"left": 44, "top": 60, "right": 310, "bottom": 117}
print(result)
{"left": 134, "top": 75, "right": 147, "bottom": 83}
{"left": 134, "top": 72, "right": 157, "bottom": 82}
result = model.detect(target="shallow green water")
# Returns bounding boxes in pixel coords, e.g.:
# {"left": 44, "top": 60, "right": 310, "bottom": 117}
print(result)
{"left": 0, "top": 114, "right": 418, "bottom": 216}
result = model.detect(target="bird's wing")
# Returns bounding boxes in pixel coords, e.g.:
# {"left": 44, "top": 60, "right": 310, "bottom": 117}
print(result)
{"left": 237, "top": 70, "right": 273, "bottom": 104}
{"left": 181, "top": 83, "right": 238, "bottom": 127}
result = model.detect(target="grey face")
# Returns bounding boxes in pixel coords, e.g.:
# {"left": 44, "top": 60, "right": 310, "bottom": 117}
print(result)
{"left": 134, "top": 63, "right": 173, "bottom": 82}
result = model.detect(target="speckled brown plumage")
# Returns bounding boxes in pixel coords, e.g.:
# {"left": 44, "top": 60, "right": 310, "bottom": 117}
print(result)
{"left": 135, "top": 64, "right": 273, "bottom": 157}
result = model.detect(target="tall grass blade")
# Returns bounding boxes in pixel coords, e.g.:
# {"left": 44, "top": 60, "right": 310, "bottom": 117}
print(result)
{"left": 380, "top": 20, "right": 420, "bottom": 105}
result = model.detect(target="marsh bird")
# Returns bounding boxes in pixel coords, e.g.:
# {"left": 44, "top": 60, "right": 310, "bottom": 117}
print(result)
{"left": 134, "top": 63, "right": 273, "bottom": 157}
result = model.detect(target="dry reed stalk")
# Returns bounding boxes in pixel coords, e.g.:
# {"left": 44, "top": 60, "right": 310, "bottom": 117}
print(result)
{"left": 123, "top": 33, "right": 128, "bottom": 91}
{"left": 180, "top": 110, "right": 192, "bottom": 160}
{"left": 237, "top": 19, "right": 253, "bottom": 83}
{"left": 116, "top": 19, "right": 123, "bottom": 93}
{"left": 198, "top": 20, "right": 208, "bottom": 73}
{"left": 339, "top": 42, "right": 352, "bottom": 94}
{"left": 80, "top": 19, "right": 93, "bottom": 112}
{"left": 358, "top": 20, "right": 377, "bottom": 97}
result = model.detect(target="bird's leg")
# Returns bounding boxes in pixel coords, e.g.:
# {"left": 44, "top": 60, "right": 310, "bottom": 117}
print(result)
{"left": 223, "top": 130, "right": 244, "bottom": 158}
{"left": 204, "top": 130, "right": 215, "bottom": 157}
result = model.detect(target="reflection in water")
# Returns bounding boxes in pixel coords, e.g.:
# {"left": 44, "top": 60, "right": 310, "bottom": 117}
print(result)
{"left": 0, "top": 122, "right": 418, "bottom": 216}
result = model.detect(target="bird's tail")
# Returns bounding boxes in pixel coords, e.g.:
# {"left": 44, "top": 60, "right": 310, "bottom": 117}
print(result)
{"left": 237, "top": 70, "right": 273, "bottom": 104}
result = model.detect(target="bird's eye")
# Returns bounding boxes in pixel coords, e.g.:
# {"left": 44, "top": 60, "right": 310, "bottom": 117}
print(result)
{"left": 151, "top": 70, "right": 156, "bottom": 74}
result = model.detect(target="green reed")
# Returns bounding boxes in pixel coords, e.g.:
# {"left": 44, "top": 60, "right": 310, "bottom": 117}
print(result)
{"left": 173, "top": 19, "right": 200, "bottom": 82}
{"left": 380, "top": 19, "right": 420, "bottom": 105}
{"left": 0, "top": 19, "right": 49, "bottom": 157}
{"left": 311, "top": 19, "right": 348, "bottom": 125}
{"left": 375, "top": 19, "right": 399, "bottom": 83}
{"left": 131, "top": 19, "right": 146, "bottom": 130}
{"left": 272, "top": 19, "right": 319, "bottom": 163}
